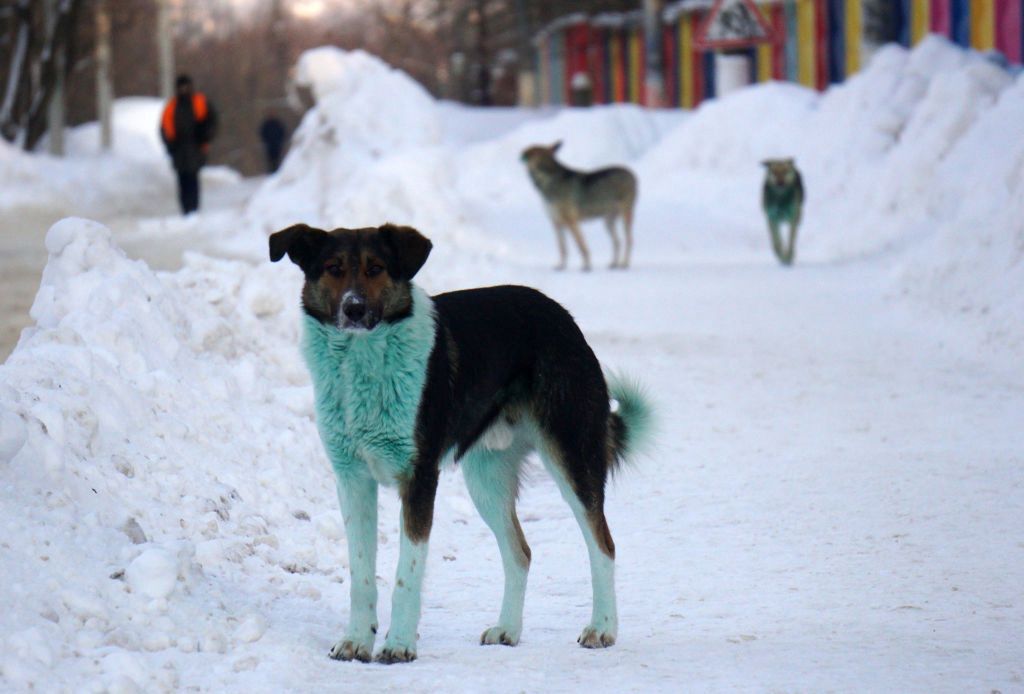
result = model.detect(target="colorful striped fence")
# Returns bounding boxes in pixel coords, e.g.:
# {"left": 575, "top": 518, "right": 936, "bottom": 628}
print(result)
{"left": 899, "top": 0, "right": 1022, "bottom": 62}
{"left": 534, "top": 0, "right": 1023, "bottom": 109}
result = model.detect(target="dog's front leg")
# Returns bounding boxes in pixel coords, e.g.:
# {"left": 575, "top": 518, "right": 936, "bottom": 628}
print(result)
{"left": 376, "top": 462, "right": 439, "bottom": 664}
{"left": 329, "top": 471, "right": 379, "bottom": 662}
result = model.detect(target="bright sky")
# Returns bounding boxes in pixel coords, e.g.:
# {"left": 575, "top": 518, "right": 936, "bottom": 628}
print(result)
{"left": 225, "top": 0, "right": 366, "bottom": 19}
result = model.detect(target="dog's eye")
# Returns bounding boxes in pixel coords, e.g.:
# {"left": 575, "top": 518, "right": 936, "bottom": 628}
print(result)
{"left": 325, "top": 264, "right": 344, "bottom": 278}
{"left": 366, "top": 264, "right": 384, "bottom": 278}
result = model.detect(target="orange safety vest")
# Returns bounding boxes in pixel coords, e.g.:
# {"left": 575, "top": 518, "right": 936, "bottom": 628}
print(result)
{"left": 160, "top": 92, "right": 209, "bottom": 142}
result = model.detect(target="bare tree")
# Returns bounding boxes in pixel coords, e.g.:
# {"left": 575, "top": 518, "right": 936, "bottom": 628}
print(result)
{"left": 0, "top": 0, "right": 84, "bottom": 150}
{"left": 94, "top": 0, "right": 111, "bottom": 149}
{"left": 157, "top": 0, "right": 174, "bottom": 99}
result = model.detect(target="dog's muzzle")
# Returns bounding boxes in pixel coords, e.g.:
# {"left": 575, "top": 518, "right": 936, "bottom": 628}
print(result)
{"left": 340, "top": 294, "right": 377, "bottom": 330}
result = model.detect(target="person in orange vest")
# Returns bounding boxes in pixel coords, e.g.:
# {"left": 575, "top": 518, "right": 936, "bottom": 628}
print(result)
{"left": 160, "top": 75, "right": 218, "bottom": 215}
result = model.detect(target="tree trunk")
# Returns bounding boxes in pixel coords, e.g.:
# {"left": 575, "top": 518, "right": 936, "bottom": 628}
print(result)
{"left": 95, "top": 0, "right": 113, "bottom": 151}
{"left": 0, "top": 0, "right": 32, "bottom": 143}
{"left": 46, "top": 0, "right": 66, "bottom": 156}
{"left": 475, "top": 0, "right": 491, "bottom": 105}
{"left": 157, "top": 0, "right": 175, "bottom": 100}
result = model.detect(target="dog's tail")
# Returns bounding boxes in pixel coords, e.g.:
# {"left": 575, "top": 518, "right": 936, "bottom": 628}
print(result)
{"left": 606, "top": 373, "right": 654, "bottom": 473}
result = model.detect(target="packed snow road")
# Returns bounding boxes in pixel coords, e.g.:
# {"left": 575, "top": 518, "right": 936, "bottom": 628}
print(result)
{"left": 1, "top": 205, "right": 1019, "bottom": 692}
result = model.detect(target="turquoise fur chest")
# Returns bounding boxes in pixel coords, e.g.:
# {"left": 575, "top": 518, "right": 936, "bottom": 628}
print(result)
{"left": 764, "top": 184, "right": 800, "bottom": 222}
{"left": 301, "top": 285, "right": 437, "bottom": 486}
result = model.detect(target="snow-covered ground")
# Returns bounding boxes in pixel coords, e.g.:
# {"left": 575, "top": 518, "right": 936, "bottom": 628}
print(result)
{"left": 0, "top": 41, "right": 1022, "bottom": 692}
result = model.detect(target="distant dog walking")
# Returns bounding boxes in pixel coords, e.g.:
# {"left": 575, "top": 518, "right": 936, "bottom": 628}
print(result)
{"left": 521, "top": 142, "right": 637, "bottom": 271}
{"left": 761, "top": 158, "right": 804, "bottom": 266}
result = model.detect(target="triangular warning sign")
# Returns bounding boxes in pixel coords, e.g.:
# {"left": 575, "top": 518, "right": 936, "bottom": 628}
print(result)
{"left": 694, "top": 0, "right": 776, "bottom": 51}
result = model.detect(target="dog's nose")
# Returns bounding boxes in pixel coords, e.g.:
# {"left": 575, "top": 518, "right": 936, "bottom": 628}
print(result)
{"left": 342, "top": 296, "right": 367, "bottom": 322}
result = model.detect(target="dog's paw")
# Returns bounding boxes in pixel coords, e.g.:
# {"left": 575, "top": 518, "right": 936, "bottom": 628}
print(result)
{"left": 328, "top": 637, "right": 373, "bottom": 662}
{"left": 577, "top": 625, "right": 616, "bottom": 649}
{"left": 480, "top": 625, "right": 520, "bottom": 646}
{"left": 374, "top": 643, "right": 417, "bottom": 664}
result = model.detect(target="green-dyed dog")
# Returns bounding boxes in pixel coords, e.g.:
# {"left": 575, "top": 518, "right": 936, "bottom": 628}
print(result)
{"left": 269, "top": 223, "right": 653, "bottom": 664}
{"left": 761, "top": 158, "right": 804, "bottom": 266}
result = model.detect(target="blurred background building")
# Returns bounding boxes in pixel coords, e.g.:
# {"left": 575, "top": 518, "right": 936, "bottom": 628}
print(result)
{"left": 2, "top": 0, "right": 1021, "bottom": 175}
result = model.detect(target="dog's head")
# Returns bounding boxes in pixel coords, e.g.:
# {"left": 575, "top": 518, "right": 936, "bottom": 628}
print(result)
{"left": 520, "top": 141, "right": 562, "bottom": 172}
{"left": 269, "top": 223, "right": 432, "bottom": 331}
{"left": 761, "top": 158, "right": 799, "bottom": 186}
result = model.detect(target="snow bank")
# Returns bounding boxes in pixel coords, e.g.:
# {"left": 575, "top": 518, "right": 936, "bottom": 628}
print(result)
{"left": 246, "top": 48, "right": 444, "bottom": 234}
{"left": 639, "top": 36, "right": 1023, "bottom": 348}
{"left": 244, "top": 47, "right": 683, "bottom": 267}
{"left": 0, "top": 218, "right": 336, "bottom": 689}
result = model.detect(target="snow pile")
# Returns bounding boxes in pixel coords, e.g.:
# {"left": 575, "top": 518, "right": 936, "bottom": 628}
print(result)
{"left": 641, "top": 38, "right": 1011, "bottom": 254}
{"left": 899, "top": 74, "right": 1024, "bottom": 349}
{"left": 0, "top": 218, "right": 339, "bottom": 689}
{"left": 639, "top": 36, "right": 1023, "bottom": 348}
{"left": 243, "top": 47, "right": 682, "bottom": 267}
{"left": 246, "top": 48, "right": 445, "bottom": 234}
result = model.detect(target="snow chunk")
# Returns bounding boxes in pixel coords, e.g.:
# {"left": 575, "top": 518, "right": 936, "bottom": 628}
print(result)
{"left": 125, "top": 548, "right": 178, "bottom": 599}
{"left": 233, "top": 614, "right": 267, "bottom": 644}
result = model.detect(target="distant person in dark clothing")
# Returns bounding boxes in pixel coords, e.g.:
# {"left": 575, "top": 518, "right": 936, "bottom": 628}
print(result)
{"left": 160, "top": 75, "right": 217, "bottom": 215}
{"left": 259, "top": 115, "right": 287, "bottom": 174}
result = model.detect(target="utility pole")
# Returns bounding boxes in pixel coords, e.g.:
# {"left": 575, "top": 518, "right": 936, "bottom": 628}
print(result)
{"left": 157, "top": 0, "right": 175, "bottom": 100}
{"left": 95, "top": 0, "right": 113, "bottom": 150}
{"left": 642, "top": 0, "right": 664, "bottom": 107}
{"left": 46, "top": 0, "right": 65, "bottom": 156}
{"left": 513, "top": 0, "right": 535, "bottom": 106}
{"left": 475, "top": 0, "right": 491, "bottom": 105}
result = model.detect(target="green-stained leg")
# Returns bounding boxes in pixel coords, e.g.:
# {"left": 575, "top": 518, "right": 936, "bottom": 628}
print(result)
{"left": 767, "top": 218, "right": 785, "bottom": 263}
{"left": 538, "top": 449, "right": 618, "bottom": 648}
{"left": 461, "top": 439, "right": 532, "bottom": 646}
{"left": 329, "top": 471, "right": 379, "bottom": 662}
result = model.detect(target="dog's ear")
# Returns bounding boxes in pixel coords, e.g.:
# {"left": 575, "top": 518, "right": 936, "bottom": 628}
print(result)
{"left": 269, "top": 224, "right": 329, "bottom": 273}
{"left": 551, "top": 140, "right": 563, "bottom": 153}
{"left": 378, "top": 224, "right": 432, "bottom": 281}
{"left": 760, "top": 159, "right": 772, "bottom": 167}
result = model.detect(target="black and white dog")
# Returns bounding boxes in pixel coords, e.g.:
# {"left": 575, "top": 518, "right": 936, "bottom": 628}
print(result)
{"left": 270, "top": 223, "right": 651, "bottom": 663}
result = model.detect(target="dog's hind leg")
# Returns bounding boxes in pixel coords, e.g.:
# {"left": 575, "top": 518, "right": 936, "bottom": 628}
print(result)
{"left": 329, "top": 471, "right": 379, "bottom": 662}
{"left": 767, "top": 218, "right": 785, "bottom": 263}
{"left": 536, "top": 419, "right": 617, "bottom": 648}
{"left": 604, "top": 214, "right": 622, "bottom": 269}
{"left": 783, "top": 212, "right": 800, "bottom": 266}
{"left": 461, "top": 439, "right": 532, "bottom": 646}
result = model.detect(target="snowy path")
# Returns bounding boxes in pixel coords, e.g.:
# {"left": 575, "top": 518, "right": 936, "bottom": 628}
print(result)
{"left": 0, "top": 175, "right": 261, "bottom": 359}
{"left": 3, "top": 183, "right": 1022, "bottom": 693}
{"left": 173, "top": 205, "right": 1020, "bottom": 691}
{"left": 309, "top": 245, "right": 1021, "bottom": 692}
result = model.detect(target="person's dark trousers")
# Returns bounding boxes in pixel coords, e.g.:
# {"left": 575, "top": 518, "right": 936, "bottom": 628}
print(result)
{"left": 265, "top": 145, "right": 282, "bottom": 173}
{"left": 176, "top": 169, "right": 200, "bottom": 214}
